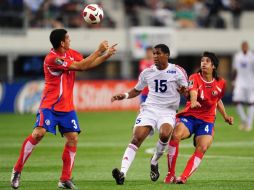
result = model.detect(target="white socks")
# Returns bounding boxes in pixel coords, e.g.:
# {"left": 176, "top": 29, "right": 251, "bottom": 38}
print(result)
{"left": 236, "top": 104, "right": 247, "bottom": 123}
{"left": 151, "top": 139, "right": 167, "bottom": 166}
{"left": 120, "top": 143, "right": 138, "bottom": 177}
{"left": 247, "top": 105, "right": 254, "bottom": 129}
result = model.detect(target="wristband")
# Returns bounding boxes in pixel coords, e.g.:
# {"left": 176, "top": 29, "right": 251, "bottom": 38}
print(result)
{"left": 124, "top": 93, "right": 129, "bottom": 99}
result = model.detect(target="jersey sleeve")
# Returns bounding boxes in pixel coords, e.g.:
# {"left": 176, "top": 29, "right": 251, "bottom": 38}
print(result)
{"left": 135, "top": 70, "right": 147, "bottom": 91}
{"left": 70, "top": 49, "right": 84, "bottom": 62}
{"left": 188, "top": 74, "right": 198, "bottom": 91}
{"left": 46, "top": 55, "right": 74, "bottom": 71}
{"left": 219, "top": 80, "right": 226, "bottom": 99}
{"left": 175, "top": 66, "right": 188, "bottom": 88}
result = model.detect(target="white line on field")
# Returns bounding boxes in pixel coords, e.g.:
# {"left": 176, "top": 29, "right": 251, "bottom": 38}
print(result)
{"left": 145, "top": 148, "right": 254, "bottom": 160}
{"left": 2, "top": 141, "right": 254, "bottom": 148}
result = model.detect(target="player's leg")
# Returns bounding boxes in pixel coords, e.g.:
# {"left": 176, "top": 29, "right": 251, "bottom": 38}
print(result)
{"left": 176, "top": 121, "right": 214, "bottom": 184}
{"left": 150, "top": 123, "right": 173, "bottom": 182}
{"left": 150, "top": 112, "right": 175, "bottom": 182}
{"left": 58, "top": 132, "right": 78, "bottom": 189}
{"left": 246, "top": 103, "right": 254, "bottom": 131}
{"left": 164, "top": 117, "right": 192, "bottom": 184}
{"left": 112, "top": 125, "right": 152, "bottom": 185}
{"left": 58, "top": 111, "right": 80, "bottom": 189}
{"left": 246, "top": 88, "right": 254, "bottom": 131}
{"left": 11, "top": 127, "right": 46, "bottom": 189}
{"left": 236, "top": 103, "right": 247, "bottom": 130}
{"left": 233, "top": 87, "right": 247, "bottom": 130}
{"left": 177, "top": 135, "right": 213, "bottom": 184}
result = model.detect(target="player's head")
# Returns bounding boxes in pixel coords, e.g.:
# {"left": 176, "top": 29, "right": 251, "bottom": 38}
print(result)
{"left": 201, "top": 51, "right": 220, "bottom": 80}
{"left": 50, "top": 29, "right": 70, "bottom": 50}
{"left": 153, "top": 44, "right": 170, "bottom": 70}
{"left": 202, "top": 51, "right": 219, "bottom": 69}
{"left": 241, "top": 41, "right": 249, "bottom": 54}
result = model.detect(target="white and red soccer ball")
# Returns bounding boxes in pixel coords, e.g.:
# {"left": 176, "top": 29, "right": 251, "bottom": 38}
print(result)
{"left": 83, "top": 4, "right": 104, "bottom": 24}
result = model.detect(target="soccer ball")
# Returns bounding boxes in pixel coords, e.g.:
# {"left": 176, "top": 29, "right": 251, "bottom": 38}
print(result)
{"left": 83, "top": 4, "right": 103, "bottom": 24}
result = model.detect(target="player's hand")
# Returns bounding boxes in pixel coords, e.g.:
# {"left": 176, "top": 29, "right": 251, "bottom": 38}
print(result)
{"left": 190, "top": 100, "right": 201, "bottom": 108}
{"left": 224, "top": 115, "right": 234, "bottom": 125}
{"left": 177, "top": 86, "right": 188, "bottom": 95}
{"left": 105, "top": 43, "right": 118, "bottom": 58}
{"left": 98, "top": 40, "right": 109, "bottom": 54}
{"left": 111, "top": 93, "right": 126, "bottom": 102}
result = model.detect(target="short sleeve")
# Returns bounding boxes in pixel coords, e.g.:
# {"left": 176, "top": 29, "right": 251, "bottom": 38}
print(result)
{"left": 70, "top": 49, "right": 83, "bottom": 62}
{"left": 176, "top": 66, "right": 188, "bottom": 88}
{"left": 46, "top": 56, "right": 73, "bottom": 71}
{"left": 188, "top": 74, "right": 198, "bottom": 91}
{"left": 135, "top": 71, "right": 147, "bottom": 91}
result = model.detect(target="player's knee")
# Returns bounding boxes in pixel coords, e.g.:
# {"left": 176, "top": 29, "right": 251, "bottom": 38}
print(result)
{"left": 32, "top": 132, "right": 45, "bottom": 142}
{"left": 159, "top": 131, "right": 171, "bottom": 143}
{"left": 196, "top": 145, "right": 208, "bottom": 153}
{"left": 67, "top": 135, "right": 78, "bottom": 145}
{"left": 160, "top": 126, "right": 173, "bottom": 142}
{"left": 131, "top": 137, "right": 142, "bottom": 147}
{"left": 171, "top": 130, "right": 182, "bottom": 141}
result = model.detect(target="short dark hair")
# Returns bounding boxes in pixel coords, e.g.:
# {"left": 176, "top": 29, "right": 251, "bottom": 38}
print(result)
{"left": 201, "top": 51, "right": 220, "bottom": 80}
{"left": 202, "top": 51, "right": 219, "bottom": 69}
{"left": 49, "top": 29, "right": 67, "bottom": 49}
{"left": 154, "top": 44, "right": 170, "bottom": 55}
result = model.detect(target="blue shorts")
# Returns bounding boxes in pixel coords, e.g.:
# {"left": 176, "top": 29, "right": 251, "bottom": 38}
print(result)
{"left": 34, "top": 108, "right": 81, "bottom": 136}
{"left": 177, "top": 116, "right": 214, "bottom": 137}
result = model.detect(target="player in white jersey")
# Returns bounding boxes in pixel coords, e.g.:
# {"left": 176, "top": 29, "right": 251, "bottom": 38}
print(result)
{"left": 111, "top": 44, "right": 188, "bottom": 185}
{"left": 232, "top": 41, "right": 254, "bottom": 131}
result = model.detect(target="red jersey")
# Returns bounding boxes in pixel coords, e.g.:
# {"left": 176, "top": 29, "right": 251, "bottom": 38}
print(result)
{"left": 139, "top": 59, "right": 153, "bottom": 95}
{"left": 177, "top": 73, "right": 226, "bottom": 123}
{"left": 39, "top": 48, "right": 83, "bottom": 112}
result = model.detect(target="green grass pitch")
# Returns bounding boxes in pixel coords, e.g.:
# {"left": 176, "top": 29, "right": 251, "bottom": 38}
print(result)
{"left": 1, "top": 106, "right": 254, "bottom": 190}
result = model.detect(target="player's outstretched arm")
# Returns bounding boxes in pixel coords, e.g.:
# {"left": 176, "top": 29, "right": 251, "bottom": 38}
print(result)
{"left": 69, "top": 40, "right": 110, "bottom": 71}
{"left": 217, "top": 99, "right": 234, "bottom": 125}
{"left": 111, "top": 88, "right": 141, "bottom": 102}
{"left": 88, "top": 43, "right": 117, "bottom": 69}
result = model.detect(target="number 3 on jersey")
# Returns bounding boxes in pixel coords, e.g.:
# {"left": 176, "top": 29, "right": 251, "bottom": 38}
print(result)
{"left": 154, "top": 80, "right": 167, "bottom": 92}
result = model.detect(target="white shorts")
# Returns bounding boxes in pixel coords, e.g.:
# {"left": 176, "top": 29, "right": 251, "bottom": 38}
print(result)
{"left": 232, "top": 86, "right": 254, "bottom": 103}
{"left": 133, "top": 105, "right": 176, "bottom": 136}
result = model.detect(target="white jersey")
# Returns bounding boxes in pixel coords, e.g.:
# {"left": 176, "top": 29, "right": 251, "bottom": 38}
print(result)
{"left": 135, "top": 63, "right": 188, "bottom": 111}
{"left": 233, "top": 51, "right": 254, "bottom": 88}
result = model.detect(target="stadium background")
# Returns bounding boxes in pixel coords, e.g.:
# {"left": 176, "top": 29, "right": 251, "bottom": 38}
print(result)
{"left": 0, "top": 0, "right": 254, "bottom": 190}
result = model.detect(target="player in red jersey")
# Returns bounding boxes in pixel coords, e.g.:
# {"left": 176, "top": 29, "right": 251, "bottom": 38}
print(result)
{"left": 10, "top": 29, "right": 117, "bottom": 189}
{"left": 164, "top": 52, "right": 234, "bottom": 184}
{"left": 139, "top": 46, "right": 154, "bottom": 103}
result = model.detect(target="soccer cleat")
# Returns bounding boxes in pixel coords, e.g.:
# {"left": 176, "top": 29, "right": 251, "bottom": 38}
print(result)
{"left": 238, "top": 122, "right": 247, "bottom": 131}
{"left": 164, "top": 173, "right": 176, "bottom": 184}
{"left": 150, "top": 162, "right": 160, "bottom": 182}
{"left": 58, "top": 179, "right": 78, "bottom": 189}
{"left": 175, "top": 176, "right": 187, "bottom": 184}
{"left": 10, "top": 169, "right": 21, "bottom": 189}
{"left": 112, "top": 168, "right": 125, "bottom": 185}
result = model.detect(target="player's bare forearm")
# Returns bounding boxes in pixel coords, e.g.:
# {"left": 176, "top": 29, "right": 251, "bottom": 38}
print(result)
{"left": 85, "top": 43, "right": 118, "bottom": 70}
{"left": 190, "top": 90, "right": 201, "bottom": 108}
{"left": 69, "top": 41, "right": 109, "bottom": 71}
{"left": 217, "top": 100, "right": 234, "bottom": 125}
{"left": 111, "top": 88, "right": 141, "bottom": 102}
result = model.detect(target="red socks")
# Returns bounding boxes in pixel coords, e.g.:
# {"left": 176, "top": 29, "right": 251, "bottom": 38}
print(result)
{"left": 60, "top": 145, "right": 77, "bottom": 181}
{"left": 14, "top": 135, "right": 38, "bottom": 172}
{"left": 181, "top": 150, "right": 204, "bottom": 179}
{"left": 167, "top": 139, "right": 179, "bottom": 175}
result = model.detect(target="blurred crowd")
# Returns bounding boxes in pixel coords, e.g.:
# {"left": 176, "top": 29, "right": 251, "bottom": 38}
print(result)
{"left": 0, "top": 0, "right": 253, "bottom": 29}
